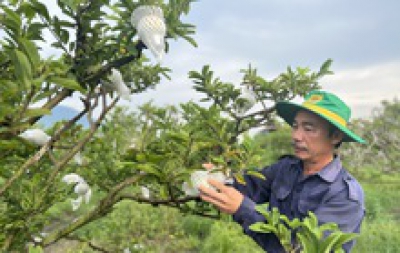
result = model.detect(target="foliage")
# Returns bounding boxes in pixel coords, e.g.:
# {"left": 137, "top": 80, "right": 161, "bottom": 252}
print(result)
{"left": 340, "top": 97, "right": 400, "bottom": 175}
{"left": 200, "top": 221, "right": 265, "bottom": 253}
{"left": 0, "top": 0, "right": 197, "bottom": 250}
{"left": 0, "top": 0, "right": 335, "bottom": 251}
{"left": 250, "top": 204, "right": 358, "bottom": 253}
{"left": 252, "top": 123, "right": 292, "bottom": 165}
{"left": 352, "top": 181, "right": 400, "bottom": 253}
{"left": 29, "top": 178, "right": 400, "bottom": 253}
{"left": 189, "top": 61, "right": 331, "bottom": 138}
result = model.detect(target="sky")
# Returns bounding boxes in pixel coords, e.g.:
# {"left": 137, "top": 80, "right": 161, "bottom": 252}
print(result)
{"left": 48, "top": 0, "right": 400, "bottom": 119}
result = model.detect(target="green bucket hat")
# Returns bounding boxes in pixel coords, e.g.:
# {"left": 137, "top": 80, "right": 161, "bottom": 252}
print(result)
{"left": 276, "top": 90, "right": 366, "bottom": 143}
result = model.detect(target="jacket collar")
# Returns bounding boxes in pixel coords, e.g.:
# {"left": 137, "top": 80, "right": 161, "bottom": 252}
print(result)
{"left": 294, "top": 155, "right": 342, "bottom": 183}
{"left": 316, "top": 155, "right": 342, "bottom": 183}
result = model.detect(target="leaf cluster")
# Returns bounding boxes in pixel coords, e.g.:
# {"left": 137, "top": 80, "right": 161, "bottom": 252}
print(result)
{"left": 250, "top": 204, "right": 358, "bottom": 253}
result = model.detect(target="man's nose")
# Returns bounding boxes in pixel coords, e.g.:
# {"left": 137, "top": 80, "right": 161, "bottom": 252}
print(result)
{"left": 292, "top": 128, "right": 302, "bottom": 141}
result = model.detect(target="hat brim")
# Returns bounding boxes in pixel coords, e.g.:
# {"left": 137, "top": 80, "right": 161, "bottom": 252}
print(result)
{"left": 276, "top": 101, "right": 366, "bottom": 144}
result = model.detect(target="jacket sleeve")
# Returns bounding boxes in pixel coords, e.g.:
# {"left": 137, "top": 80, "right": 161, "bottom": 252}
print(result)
{"left": 231, "top": 162, "right": 287, "bottom": 253}
{"left": 314, "top": 177, "right": 365, "bottom": 253}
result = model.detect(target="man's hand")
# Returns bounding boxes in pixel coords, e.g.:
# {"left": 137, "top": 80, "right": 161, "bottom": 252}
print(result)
{"left": 199, "top": 178, "right": 244, "bottom": 214}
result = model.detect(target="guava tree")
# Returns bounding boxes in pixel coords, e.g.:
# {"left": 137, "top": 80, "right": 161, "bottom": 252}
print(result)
{"left": 0, "top": 0, "right": 196, "bottom": 250}
{"left": 0, "top": 0, "right": 334, "bottom": 251}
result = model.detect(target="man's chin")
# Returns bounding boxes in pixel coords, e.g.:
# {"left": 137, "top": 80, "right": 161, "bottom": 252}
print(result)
{"left": 293, "top": 151, "right": 308, "bottom": 160}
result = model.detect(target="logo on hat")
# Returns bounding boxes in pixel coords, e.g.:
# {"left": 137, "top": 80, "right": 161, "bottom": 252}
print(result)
{"left": 307, "top": 94, "right": 323, "bottom": 104}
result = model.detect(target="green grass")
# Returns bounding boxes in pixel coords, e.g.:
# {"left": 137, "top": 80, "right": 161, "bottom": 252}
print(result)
{"left": 352, "top": 182, "right": 400, "bottom": 253}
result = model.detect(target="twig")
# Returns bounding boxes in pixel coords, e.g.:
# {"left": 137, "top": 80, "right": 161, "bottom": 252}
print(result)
{"left": 38, "top": 15, "right": 72, "bottom": 58}
{"left": 2, "top": 232, "right": 15, "bottom": 251}
{"left": 48, "top": 150, "right": 57, "bottom": 165}
{"left": 242, "top": 105, "right": 276, "bottom": 120}
{"left": 42, "top": 174, "right": 144, "bottom": 246}
{"left": 0, "top": 105, "right": 88, "bottom": 196}
{"left": 17, "top": 88, "right": 36, "bottom": 124}
{"left": 28, "top": 89, "right": 73, "bottom": 126}
{"left": 118, "top": 194, "right": 221, "bottom": 219}
{"left": 119, "top": 194, "right": 199, "bottom": 205}
{"left": 46, "top": 97, "right": 118, "bottom": 187}
{"left": 82, "top": 41, "right": 146, "bottom": 84}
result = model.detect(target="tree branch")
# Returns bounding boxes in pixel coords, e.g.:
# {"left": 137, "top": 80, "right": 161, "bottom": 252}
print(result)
{"left": 0, "top": 105, "right": 88, "bottom": 196}
{"left": 42, "top": 174, "right": 144, "bottom": 246}
{"left": 82, "top": 41, "right": 146, "bottom": 84}
{"left": 45, "top": 97, "right": 119, "bottom": 188}
{"left": 28, "top": 89, "right": 73, "bottom": 126}
{"left": 118, "top": 194, "right": 221, "bottom": 219}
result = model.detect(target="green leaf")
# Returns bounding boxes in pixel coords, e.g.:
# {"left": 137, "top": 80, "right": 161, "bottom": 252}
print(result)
{"left": 254, "top": 204, "right": 270, "bottom": 217}
{"left": 31, "top": 0, "right": 50, "bottom": 21}
{"left": 28, "top": 244, "right": 44, "bottom": 253}
{"left": 246, "top": 170, "right": 266, "bottom": 180}
{"left": 277, "top": 223, "right": 289, "bottom": 236}
{"left": 27, "top": 22, "right": 46, "bottom": 40}
{"left": 307, "top": 211, "right": 319, "bottom": 230}
{"left": 19, "top": 2, "right": 36, "bottom": 21}
{"left": 23, "top": 108, "right": 51, "bottom": 118}
{"left": 320, "top": 232, "right": 342, "bottom": 253}
{"left": 319, "top": 58, "right": 333, "bottom": 75}
{"left": 297, "top": 233, "right": 318, "bottom": 253}
{"left": 249, "top": 223, "right": 277, "bottom": 234}
{"left": 271, "top": 207, "right": 280, "bottom": 226}
{"left": 319, "top": 222, "right": 339, "bottom": 233}
{"left": 8, "top": 122, "right": 31, "bottom": 133}
{"left": 1, "top": 6, "right": 22, "bottom": 33}
{"left": 137, "top": 164, "right": 161, "bottom": 177}
{"left": 233, "top": 173, "right": 246, "bottom": 185}
{"left": 18, "top": 38, "right": 40, "bottom": 67}
{"left": 59, "top": 29, "right": 70, "bottom": 44}
{"left": 10, "top": 49, "right": 32, "bottom": 88}
{"left": 48, "top": 76, "right": 85, "bottom": 92}
{"left": 0, "top": 140, "right": 21, "bottom": 150}
{"left": 332, "top": 233, "right": 359, "bottom": 251}
{"left": 0, "top": 79, "right": 19, "bottom": 97}
{"left": 286, "top": 217, "right": 302, "bottom": 229}
{"left": 58, "top": 20, "right": 76, "bottom": 28}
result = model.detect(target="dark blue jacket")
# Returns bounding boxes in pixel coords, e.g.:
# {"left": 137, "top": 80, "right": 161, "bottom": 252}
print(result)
{"left": 233, "top": 156, "right": 365, "bottom": 253}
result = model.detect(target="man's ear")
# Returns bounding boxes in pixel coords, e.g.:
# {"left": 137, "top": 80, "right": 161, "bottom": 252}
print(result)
{"left": 331, "top": 130, "right": 344, "bottom": 145}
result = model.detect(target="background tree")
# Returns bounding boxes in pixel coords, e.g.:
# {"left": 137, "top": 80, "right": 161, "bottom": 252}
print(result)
{"left": 341, "top": 98, "right": 400, "bottom": 176}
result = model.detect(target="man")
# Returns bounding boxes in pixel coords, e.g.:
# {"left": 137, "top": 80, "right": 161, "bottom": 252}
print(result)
{"left": 199, "top": 90, "right": 365, "bottom": 252}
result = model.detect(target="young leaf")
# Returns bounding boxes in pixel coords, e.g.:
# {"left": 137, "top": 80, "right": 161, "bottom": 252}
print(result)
{"left": 48, "top": 76, "right": 85, "bottom": 92}
{"left": 332, "top": 233, "right": 359, "bottom": 251}
{"left": 234, "top": 173, "right": 246, "bottom": 185}
{"left": 23, "top": 108, "right": 51, "bottom": 118}
{"left": 320, "top": 232, "right": 342, "bottom": 253}
{"left": 297, "top": 233, "right": 318, "bottom": 253}
{"left": 254, "top": 204, "right": 270, "bottom": 217}
{"left": 1, "top": 6, "right": 22, "bottom": 33}
{"left": 137, "top": 164, "right": 161, "bottom": 177}
{"left": 246, "top": 170, "right": 266, "bottom": 180}
{"left": 31, "top": 0, "right": 50, "bottom": 21}
{"left": 10, "top": 49, "right": 32, "bottom": 89}
{"left": 249, "top": 223, "right": 277, "bottom": 234}
{"left": 18, "top": 38, "right": 40, "bottom": 67}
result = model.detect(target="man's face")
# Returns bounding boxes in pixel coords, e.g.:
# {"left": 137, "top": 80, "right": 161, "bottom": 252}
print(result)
{"left": 291, "top": 110, "right": 337, "bottom": 163}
